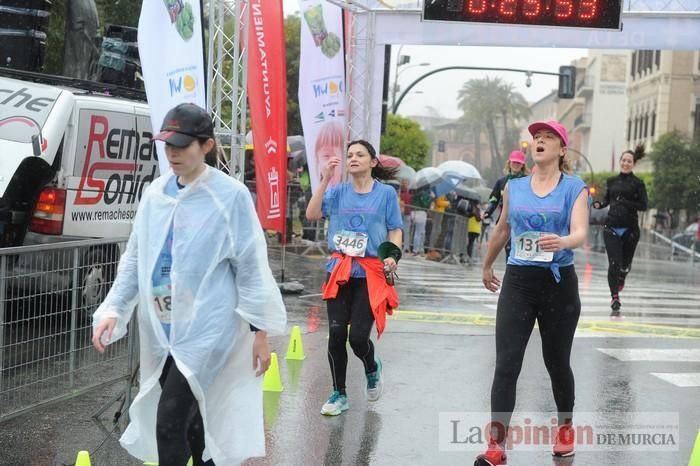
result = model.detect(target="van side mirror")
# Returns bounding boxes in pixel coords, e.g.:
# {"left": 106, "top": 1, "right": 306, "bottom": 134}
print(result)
{"left": 32, "top": 134, "right": 42, "bottom": 156}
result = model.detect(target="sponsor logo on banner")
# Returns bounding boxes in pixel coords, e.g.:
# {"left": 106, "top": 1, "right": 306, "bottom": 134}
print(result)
{"left": 312, "top": 78, "right": 344, "bottom": 98}
{"left": 167, "top": 68, "right": 199, "bottom": 98}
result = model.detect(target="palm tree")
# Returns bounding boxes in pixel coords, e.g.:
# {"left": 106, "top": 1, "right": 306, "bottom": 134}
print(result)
{"left": 496, "top": 82, "right": 531, "bottom": 154}
{"left": 457, "top": 77, "right": 531, "bottom": 181}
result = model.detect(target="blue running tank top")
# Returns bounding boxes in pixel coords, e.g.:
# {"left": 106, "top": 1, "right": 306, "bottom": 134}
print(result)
{"left": 506, "top": 173, "right": 587, "bottom": 281}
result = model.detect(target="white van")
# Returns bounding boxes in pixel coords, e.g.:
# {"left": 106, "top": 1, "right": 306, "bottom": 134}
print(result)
{"left": 0, "top": 69, "right": 158, "bottom": 308}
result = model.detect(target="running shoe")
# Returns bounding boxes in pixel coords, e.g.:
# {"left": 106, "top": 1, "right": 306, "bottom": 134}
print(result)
{"left": 474, "top": 438, "right": 507, "bottom": 466}
{"left": 320, "top": 391, "right": 349, "bottom": 416}
{"left": 610, "top": 296, "right": 621, "bottom": 317}
{"left": 552, "top": 423, "right": 575, "bottom": 457}
{"left": 366, "top": 358, "right": 383, "bottom": 401}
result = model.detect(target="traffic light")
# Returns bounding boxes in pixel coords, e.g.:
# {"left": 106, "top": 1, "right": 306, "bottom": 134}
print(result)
{"left": 520, "top": 141, "right": 529, "bottom": 153}
{"left": 589, "top": 185, "right": 597, "bottom": 195}
{"left": 558, "top": 65, "right": 576, "bottom": 99}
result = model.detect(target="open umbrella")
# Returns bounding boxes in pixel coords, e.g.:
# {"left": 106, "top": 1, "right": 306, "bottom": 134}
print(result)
{"left": 410, "top": 167, "right": 459, "bottom": 196}
{"left": 395, "top": 164, "right": 416, "bottom": 183}
{"left": 438, "top": 160, "right": 482, "bottom": 187}
{"left": 454, "top": 182, "right": 481, "bottom": 202}
{"left": 475, "top": 185, "right": 492, "bottom": 203}
{"left": 378, "top": 154, "right": 404, "bottom": 167}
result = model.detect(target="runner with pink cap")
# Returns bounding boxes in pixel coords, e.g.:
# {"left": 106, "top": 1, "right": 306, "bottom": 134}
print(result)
{"left": 475, "top": 120, "right": 589, "bottom": 466}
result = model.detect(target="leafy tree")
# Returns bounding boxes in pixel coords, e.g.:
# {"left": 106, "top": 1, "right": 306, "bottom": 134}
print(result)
{"left": 380, "top": 113, "right": 431, "bottom": 170}
{"left": 651, "top": 131, "right": 700, "bottom": 218}
{"left": 285, "top": 14, "right": 302, "bottom": 136}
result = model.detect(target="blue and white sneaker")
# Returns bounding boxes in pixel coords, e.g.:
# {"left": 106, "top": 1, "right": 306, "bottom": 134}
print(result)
{"left": 320, "top": 390, "right": 349, "bottom": 416}
{"left": 366, "top": 358, "right": 383, "bottom": 401}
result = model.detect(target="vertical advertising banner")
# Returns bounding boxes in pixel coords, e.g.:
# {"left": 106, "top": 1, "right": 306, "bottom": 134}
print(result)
{"left": 298, "top": 0, "right": 346, "bottom": 193}
{"left": 247, "top": 0, "right": 288, "bottom": 237}
{"left": 138, "top": 0, "right": 207, "bottom": 175}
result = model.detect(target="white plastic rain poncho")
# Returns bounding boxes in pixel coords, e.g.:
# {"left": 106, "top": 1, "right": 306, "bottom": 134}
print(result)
{"left": 93, "top": 166, "right": 287, "bottom": 466}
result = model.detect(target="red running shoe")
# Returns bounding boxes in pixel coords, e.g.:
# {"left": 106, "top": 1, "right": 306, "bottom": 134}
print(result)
{"left": 474, "top": 438, "right": 508, "bottom": 465}
{"left": 552, "top": 423, "right": 575, "bottom": 457}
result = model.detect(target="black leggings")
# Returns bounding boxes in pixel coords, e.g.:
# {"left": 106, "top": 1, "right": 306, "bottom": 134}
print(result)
{"left": 490, "top": 265, "right": 581, "bottom": 441}
{"left": 326, "top": 277, "right": 378, "bottom": 392}
{"left": 467, "top": 232, "right": 480, "bottom": 258}
{"left": 157, "top": 356, "right": 214, "bottom": 466}
{"left": 603, "top": 225, "right": 640, "bottom": 296}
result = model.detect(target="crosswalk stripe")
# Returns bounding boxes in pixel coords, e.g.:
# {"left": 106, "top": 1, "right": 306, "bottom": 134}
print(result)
{"left": 650, "top": 373, "right": 700, "bottom": 387}
{"left": 597, "top": 348, "right": 700, "bottom": 362}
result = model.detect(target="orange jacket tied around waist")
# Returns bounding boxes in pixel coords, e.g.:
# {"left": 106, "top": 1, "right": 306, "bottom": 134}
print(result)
{"left": 321, "top": 252, "right": 399, "bottom": 337}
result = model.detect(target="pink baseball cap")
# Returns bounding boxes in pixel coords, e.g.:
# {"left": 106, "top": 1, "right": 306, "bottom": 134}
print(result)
{"left": 528, "top": 120, "right": 569, "bottom": 147}
{"left": 508, "top": 150, "right": 526, "bottom": 164}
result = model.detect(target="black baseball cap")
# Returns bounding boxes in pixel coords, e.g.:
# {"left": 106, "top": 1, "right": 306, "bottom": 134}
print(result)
{"left": 154, "top": 103, "right": 215, "bottom": 147}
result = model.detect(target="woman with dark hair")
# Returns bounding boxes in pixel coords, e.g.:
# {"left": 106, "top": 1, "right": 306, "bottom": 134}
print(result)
{"left": 592, "top": 145, "right": 648, "bottom": 317}
{"left": 306, "top": 139, "right": 402, "bottom": 416}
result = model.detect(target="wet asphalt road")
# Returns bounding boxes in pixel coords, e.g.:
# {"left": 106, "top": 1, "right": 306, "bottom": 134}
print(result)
{"left": 1, "top": 240, "right": 699, "bottom": 466}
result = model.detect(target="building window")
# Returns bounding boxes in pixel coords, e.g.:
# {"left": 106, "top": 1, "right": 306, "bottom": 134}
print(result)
{"left": 634, "top": 116, "right": 639, "bottom": 140}
{"left": 655, "top": 50, "right": 661, "bottom": 69}
{"left": 643, "top": 114, "right": 649, "bottom": 138}
{"left": 637, "top": 51, "right": 643, "bottom": 76}
{"left": 631, "top": 52, "right": 637, "bottom": 79}
{"left": 651, "top": 111, "right": 656, "bottom": 137}
{"left": 626, "top": 119, "right": 631, "bottom": 142}
{"left": 694, "top": 102, "right": 700, "bottom": 141}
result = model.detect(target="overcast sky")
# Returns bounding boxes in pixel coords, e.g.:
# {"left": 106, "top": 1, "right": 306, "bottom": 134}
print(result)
{"left": 283, "top": 1, "right": 588, "bottom": 119}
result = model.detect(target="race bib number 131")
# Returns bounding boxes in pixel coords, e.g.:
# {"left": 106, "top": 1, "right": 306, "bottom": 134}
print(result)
{"left": 514, "top": 231, "right": 553, "bottom": 262}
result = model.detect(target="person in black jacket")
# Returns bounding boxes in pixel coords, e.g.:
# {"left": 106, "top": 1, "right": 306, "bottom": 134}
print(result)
{"left": 592, "top": 145, "right": 648, "bottom": 317}
{"left": 483, "top": 150, "right": 529, "bottom": 260}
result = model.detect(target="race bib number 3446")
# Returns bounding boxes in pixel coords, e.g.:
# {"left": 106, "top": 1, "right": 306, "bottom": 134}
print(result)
{"left": 333, "top": 230, "right": 368, "bottom": 257}
{"left": 514, "top": 231, "right": 553, "bottom": 262}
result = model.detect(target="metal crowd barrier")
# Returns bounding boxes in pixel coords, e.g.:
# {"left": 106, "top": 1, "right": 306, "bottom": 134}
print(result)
{"left": 403, "top": 205, "right": 484, "bottom": 264}
{"left": 0, "top": 238, "right": 135, "bottom": 422}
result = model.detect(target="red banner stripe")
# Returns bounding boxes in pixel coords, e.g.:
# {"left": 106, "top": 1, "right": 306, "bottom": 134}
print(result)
{"left": 247, "top": 0, "right": 288, "bottom": 239}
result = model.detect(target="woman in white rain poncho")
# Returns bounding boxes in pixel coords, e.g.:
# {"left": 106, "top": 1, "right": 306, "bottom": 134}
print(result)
{"left": 92, "top": 103, "right": 286, "bottom": 466}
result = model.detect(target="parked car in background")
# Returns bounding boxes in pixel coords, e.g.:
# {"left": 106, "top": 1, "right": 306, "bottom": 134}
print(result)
{"left": 671, "top": 222, "right": 699, "bottom": 250}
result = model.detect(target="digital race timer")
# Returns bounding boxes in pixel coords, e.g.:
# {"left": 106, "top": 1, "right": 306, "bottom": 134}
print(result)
{"left": 423, "top": 0, "right": 623, "bottom": 30}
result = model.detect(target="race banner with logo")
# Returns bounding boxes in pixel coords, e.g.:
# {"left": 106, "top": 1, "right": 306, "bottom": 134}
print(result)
{"left": 298, "top": 0, "right": 346, "bottom": 193}
{"left": 247, "top": 0, "right": 288, "bottom": 238}
{"left": 138, "top": 0, "right": 207, "bottom": 175}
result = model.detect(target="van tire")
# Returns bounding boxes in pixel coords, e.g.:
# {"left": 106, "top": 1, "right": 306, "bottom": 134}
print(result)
{"left": 79, "top": 248, "right": 117, "bottom": 315}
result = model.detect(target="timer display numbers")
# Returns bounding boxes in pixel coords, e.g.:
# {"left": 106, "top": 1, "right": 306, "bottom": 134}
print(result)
{"left": 423, "top": 0, "right": 622, "bottom": 30}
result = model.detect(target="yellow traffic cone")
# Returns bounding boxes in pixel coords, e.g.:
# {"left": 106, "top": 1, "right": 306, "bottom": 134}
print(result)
{"left": 285, "top": 325, "right": 306, "bottom": 360}
{"left": 263, "top": 352, "right": 283, "bottom": 392}
{"left": 689, "top": 429, "right": 700, "bottom": 466}
{"left": 75, "top": 451, "right": 91, "bottom": 466}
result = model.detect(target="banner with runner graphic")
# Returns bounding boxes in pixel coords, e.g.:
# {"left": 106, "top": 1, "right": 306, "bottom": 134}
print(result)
{"left": 138, "top": 0, "right": 207, "bottom": 175}
{"left": 298, "top": 0, "right": 346, "bottom": 194}
{"left": 247, "top": 0, "right": 288, "bottom": 237}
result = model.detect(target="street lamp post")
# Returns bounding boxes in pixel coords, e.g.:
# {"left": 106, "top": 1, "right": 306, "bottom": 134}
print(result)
{"left": 391, "top": 61, "right": 431, "bottom": 110}
{"left": 566, "top": 147, "right": 595, "bottom": 185}
{"left": 392, "top": 65, "right": 572, "bottom": 114}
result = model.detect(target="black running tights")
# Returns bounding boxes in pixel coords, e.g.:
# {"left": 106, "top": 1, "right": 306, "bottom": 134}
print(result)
{"left": 157, "top": 356, "right": 215, "bottom": 466}
{"left": 490, "top": 265, "right": 581, "bottom": 442}
{"left": 603, "top": 225, "right": 640, "bottom": 296}
{"left": 326, "top": 277, "right": 378, "bottom": 392}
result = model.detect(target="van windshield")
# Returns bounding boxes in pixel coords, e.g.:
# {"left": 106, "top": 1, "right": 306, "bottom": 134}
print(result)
{"left": 0, "top": 80, "right": 61, "bottom": 143}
